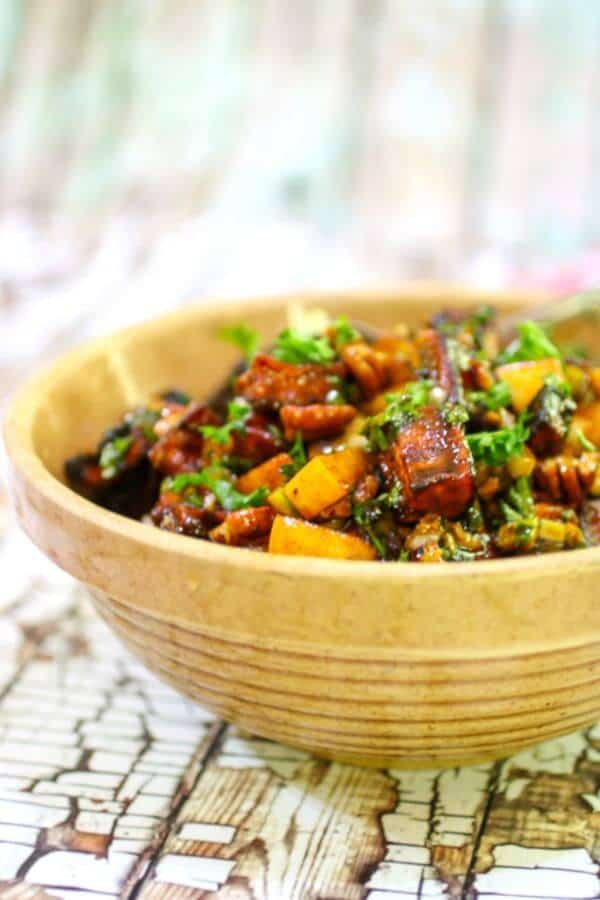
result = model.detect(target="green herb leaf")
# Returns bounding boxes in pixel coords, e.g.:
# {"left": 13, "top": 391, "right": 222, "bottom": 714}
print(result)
{"left": 467, "top": 381, "right": 512, "bottom": 411}
{"left": 165, "top": 468, "right": 268, "bottom": 511}
{"left": 218, "top": 324, "right": 261, "bottom": 363}
{"left": 333, "top": 316, "right": 360, "bottom": 350}
{"left": 199, "top": 399, "right": 251, "bottom": 445}
{"left": 280, "top": 433, "right": 307, "bottom": 477}
{"left": 352, "top": 483, "right": 403, "bottom": 558}
{"left": 99, "top": 436, "right": 134, "bottom": 480}
{"left": 363, "top": 380, "right": 434, "bottom": 449}
{"left": 272, "top": 328, "right": 336, "bottom": 364}
{"left": 467, "top": 417, "right": 530, "bottom": 466}
{"left": 497, "top": 321, "right": 562, "bottom": 365}
{"left": 500, "top": 476, "right": 535, "bottom": 523}
{"left": 443, "top": 403, "right": 469, "bottom": 426}
{"left": 559, "top": 343, "right": 589, "bottom": 361}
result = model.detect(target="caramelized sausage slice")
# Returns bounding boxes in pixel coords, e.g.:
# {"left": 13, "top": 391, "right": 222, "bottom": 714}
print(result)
{"left": 417, "top": 329, "right": 462, "bottom": 402}
{"left": 388, "top": 407, "right": 474, "bottom": 518}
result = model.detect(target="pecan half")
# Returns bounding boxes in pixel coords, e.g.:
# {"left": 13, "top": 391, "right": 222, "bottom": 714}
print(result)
{"left": 280, "top": 404, "right": 357, "bottom": 441}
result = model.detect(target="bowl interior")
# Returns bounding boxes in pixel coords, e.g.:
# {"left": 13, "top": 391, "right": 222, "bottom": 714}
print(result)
{"left": 31, "top": 288, "right": 525, "bottom": 481}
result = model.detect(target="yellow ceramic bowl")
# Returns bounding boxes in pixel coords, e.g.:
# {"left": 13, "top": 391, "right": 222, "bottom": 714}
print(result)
{"left": 5, "top": 287, "right": 600, "bottom": 768}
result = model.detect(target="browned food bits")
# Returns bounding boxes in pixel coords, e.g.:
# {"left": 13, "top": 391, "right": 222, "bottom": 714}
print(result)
{"left": 236, "top": 355, "right": 345, "bottom": 410}
{"left": 280, "top": 404, "right": 357, "bottom": 441}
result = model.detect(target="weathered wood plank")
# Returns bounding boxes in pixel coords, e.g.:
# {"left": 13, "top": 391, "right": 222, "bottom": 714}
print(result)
{"left": 136, "top": 729, "right": 397, "bottom": 899}
{"left": 0, "top": 587, "right": 223, "bottom": 897}
{"left": 134, "top": 726, "right": 600, "bottom": 898}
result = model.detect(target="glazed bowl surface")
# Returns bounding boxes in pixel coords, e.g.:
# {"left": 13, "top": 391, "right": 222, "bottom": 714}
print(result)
{"left": 5, "top": 286, "right": 600, "bottom": 768}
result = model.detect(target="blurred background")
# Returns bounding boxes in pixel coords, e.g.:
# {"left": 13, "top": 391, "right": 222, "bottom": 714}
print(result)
{"left": 3, "top": 0, "right": 600, "bottom": 397}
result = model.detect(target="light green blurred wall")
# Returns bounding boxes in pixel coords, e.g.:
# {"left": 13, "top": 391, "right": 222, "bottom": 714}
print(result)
{"left": 1, "top": 0, "right": 600, "bottom": 262}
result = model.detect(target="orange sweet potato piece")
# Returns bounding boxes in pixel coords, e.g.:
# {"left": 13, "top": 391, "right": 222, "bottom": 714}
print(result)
{"left": 389, "top": 407, "right": 474, "bottom": 519}
{"left": 591, "top": 368, "right": 600, "bottom": 399}
{"left": 496, "top": 358, "right": 563, "bottom": 412}
{"left": 574, "top": 403, "right": 600, "bottom": 448}
{"left": 268, "top": 516, "right": 376, "bottom": 560}
{"left": 237, "top": 453, "right": 292, "bottom": 494}
{"left": 283, "top": 447, "right": 368, "bottom": 519}
{"left": 280, "top": 404, "right": 357, "bottom": 441}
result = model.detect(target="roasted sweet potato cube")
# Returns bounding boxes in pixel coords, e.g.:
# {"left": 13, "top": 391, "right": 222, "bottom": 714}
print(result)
{"left": 574, "top": 402, "right": 600, "bottom": 448}
{"left": 283, "top": 447, "right": 368, "bottom": 519}
{"left": 268, "top": 516, "right": 376, "bottom": 560}
{"left": 496, "top": 358, "right": 563, "bottom": 412}
{"left": 389, "top": 407, "right": 474, "bottom": 518}
{"left": 237, "top": 453, "right": 292, "bottom": 494}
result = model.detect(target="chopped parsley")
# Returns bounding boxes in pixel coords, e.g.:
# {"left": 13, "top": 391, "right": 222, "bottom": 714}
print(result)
{"left": 468, "top": 305, "right": 496, "bottom": 332}
{"left": 281, "top": 434, "right": 307, "bottom": 477}
{"left": 164, "top": 468, "right": 269, "bottom": 511}
{"left": 559, "top": 343, "right": 589, "bottom": 361}
{"left": 352, "top": 483, "right": 404, "bottom": 557}
{"left": 500, "top": 476, "right": 535, "bottom": 524}
{"left": 218, "top": 324, "right": 261, "bottom": 363}
{"left": 497, "top": 321, "right": 562, "bottom": 365}
{"left": 363, "top": 381, "right": 434, "bottom": 450}
{"left": 272, "top": 328, "right": 336, "bottom": 364}
{"left": 199, "top": 399, "right": 251, "bottom": 445}
{"left": 99, "top": 435, "right": 134, "bottom": 479}
{"left": 498, "top": 477, "right": 538, "bottom": 546}
{"left": 332, "top": 316, "right": 360, "bottom": 350}
{"left": 467, "top": 417, "right": 530, "bottom": 466}
{"left": 467, "top": 381, "right": 512, "bottom": 411}
{"left": 443, "top": 403, "right": 469, "bottom": 426}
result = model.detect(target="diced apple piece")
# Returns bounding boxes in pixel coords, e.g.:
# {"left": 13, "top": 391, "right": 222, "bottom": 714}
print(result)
{"left": 283, "top": 448, "right": 368, "bottom": 519}
{"left": 237, "top": 453, "right": 292, "bottom": 494}
{"left": 268, "top": 516, "right": 376, "bottom": 560}
{"left": 496, "top": 358, "right": 563, "bottom": 412}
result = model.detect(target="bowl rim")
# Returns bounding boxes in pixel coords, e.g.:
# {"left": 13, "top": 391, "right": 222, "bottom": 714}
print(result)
{"left": 5, "top": 283, "right": 600, "bottom": 583}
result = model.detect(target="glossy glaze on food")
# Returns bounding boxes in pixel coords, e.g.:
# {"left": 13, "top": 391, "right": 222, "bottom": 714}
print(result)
{"left": 65, "top": 308, "right": 600, "bottom": 561}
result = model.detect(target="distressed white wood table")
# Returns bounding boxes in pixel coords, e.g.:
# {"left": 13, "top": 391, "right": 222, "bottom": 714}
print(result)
{"left": 1, "top": 508, "right": 600, "bottom": 900}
